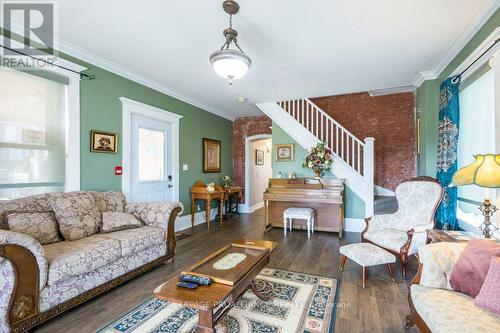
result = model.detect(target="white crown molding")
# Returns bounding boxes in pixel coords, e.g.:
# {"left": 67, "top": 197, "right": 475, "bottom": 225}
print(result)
{"left": 413, "top": 0, "right": 499, "bottom": 87}
{"left": 368, "top": 84, "right": 416, "bottom": 97}
{"left": 56, "top": 39, "right": 236, "bottom": 121}
{"left": 1, "top": 18, "right": 235, "bottom": 121}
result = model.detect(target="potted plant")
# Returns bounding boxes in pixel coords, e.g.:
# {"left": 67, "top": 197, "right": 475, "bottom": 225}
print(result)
{"left": 221, "top": 175, "right": 232, "bottom": 189}
{"left": 302, "top": 141, "right": 333, "bottom": 179}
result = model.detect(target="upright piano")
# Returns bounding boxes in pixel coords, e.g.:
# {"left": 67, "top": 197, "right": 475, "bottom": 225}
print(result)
{"left": 263, "top": 178, "right": 344, "bottom": 238}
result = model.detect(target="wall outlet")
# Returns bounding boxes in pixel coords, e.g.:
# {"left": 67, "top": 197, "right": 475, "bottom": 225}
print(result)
{"left": 182, "top": 164, "right": 189, "bottom": 171}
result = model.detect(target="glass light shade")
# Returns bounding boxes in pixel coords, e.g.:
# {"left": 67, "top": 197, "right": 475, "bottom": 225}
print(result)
{"left": 452, "top": 154, "right": 500, "bottom": 188}
{"left": 210, "top": 49, "right": 251, "bottom": 83}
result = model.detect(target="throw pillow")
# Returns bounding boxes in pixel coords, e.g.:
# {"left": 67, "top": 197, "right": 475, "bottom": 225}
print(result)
{"left": 449, "top": 239, "right": 500, "bottom": 298}
{"left": 100, "top": 212, "right": 143, "bottom": 233}
{"left": 7, "top": 212, "right": 61, "bottom": 245}
{"left": 474, "top": 256, "right": 500, "bottom": 315}
{"left": 49, "top": 192, "right": 101, "bottom": 241}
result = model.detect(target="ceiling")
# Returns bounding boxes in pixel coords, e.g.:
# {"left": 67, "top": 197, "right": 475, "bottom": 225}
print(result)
{"left": 50, "top": 0, "right": 498, "bottom": 119}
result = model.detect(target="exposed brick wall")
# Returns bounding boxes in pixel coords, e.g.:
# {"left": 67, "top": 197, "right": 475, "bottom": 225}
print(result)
{"left": 233, "top": 116, "right": 272, "bottom": 200}
{"left": 310, "top": 92, "right": 416, "bottom": 191}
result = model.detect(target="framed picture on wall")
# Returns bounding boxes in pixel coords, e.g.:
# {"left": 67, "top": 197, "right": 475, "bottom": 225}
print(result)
{"left": 90, "top": 130, "right": 118, "bottom": 153}
{"left": 255, "top": 149, "right": 264, "bottom": 165}
{"left": 275, "top": 144, "right": 294, "bottom": 162}
{"left": 203, "top": 138, "right": 221, "bottom": 173}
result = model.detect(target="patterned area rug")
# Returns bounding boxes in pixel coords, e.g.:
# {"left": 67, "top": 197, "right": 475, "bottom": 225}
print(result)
{"left": 98, "top": 268, "right": 339, "bottom": 333}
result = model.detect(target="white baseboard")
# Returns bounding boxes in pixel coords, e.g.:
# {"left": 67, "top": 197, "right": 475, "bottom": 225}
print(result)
{"left": 344, "top": 218, "right": 366, "bottom": 233}
{"left": 374, "top": 185, "right": 395, "bottom": 196}
{"left": 239, "top": 201, "right": 264, "bottom": 214}
{"left": 175, "top": 207, "right": 219, "bottom": 232}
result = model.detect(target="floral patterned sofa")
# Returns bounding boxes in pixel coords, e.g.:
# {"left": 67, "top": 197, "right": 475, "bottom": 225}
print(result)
{"left": 0, "top": 191, "right": 183, "bottom": 333}
{"left": 407, "top": 242, "right": 500, "bottom": 333}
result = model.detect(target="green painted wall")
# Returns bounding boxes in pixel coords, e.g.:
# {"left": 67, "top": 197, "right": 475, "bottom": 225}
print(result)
{"left": 416, "top": 9, "right": 500, "bottom": 176}
{"left": 272, "top": 122, "right": 365, "bottom": 218}
{"left": 1, "top": 29, "right": 233, "bottom": 214}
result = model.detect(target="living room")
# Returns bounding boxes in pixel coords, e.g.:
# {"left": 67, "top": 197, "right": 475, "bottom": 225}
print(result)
{"left": 1, "top": 1, "right": 499, "bottom": 332}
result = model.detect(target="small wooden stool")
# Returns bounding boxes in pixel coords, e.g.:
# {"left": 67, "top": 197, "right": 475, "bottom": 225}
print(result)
{"left": 339, "top": 243, "right": 396, "bottom": 288}
{"left": 283, "top": 207, "right": 315, "bottom": 238}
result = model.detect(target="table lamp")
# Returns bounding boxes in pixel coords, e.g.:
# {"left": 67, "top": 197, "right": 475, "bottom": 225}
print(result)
{"left": 452, "top": 154, "right": 500, "bottom": 238}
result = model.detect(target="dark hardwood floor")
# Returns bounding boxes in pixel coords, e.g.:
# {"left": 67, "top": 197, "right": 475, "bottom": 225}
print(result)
{"left": 36, "top": 208, "right": 418, "bottom": 333}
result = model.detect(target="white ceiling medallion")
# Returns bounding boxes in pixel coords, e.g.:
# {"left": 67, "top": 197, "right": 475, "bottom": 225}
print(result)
{"left": 210, "top": 0, "right": 251, "bottom": 85}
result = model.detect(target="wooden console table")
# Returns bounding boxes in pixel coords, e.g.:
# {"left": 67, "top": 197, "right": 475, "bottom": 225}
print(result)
{"left": 222, "top": 186, "right": 244, "bottom": 218}
{"left": 191, "top": 181, "right": 224, "bottom": 229}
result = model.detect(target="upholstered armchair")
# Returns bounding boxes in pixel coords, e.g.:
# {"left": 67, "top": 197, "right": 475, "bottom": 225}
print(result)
{"left": 362, "top": 177, "right": 443, "bottom": 280}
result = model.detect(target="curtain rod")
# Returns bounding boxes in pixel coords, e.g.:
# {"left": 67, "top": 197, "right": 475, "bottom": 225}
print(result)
{"left": 456, "top": 38, "right": 499, "bottom": 78}
{"left": 0, "top": 44, "right": 95, "bottom": 80}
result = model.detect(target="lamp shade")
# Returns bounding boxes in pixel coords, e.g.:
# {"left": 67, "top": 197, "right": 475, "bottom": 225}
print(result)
{"left": 452, "top": 154, "right": 500, "bottom": 188}
{"left": 210, "top": 49, "right": 251, "bottom": 84}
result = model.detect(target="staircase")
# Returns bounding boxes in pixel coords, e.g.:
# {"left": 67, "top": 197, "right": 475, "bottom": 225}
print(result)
{"left": 256, "top": 98, "right": 375, "bottom": 217}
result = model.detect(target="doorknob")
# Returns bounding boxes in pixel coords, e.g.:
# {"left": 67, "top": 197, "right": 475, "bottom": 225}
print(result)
{"left": 167, "top": 175, "right": 173, "bottom": 181}
{"left": 168, "top": 184, "right": 174, "bottom": 188}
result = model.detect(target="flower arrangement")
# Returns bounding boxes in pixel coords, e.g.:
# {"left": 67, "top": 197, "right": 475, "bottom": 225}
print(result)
{"left": 302, "top": 141, "right": 333, "bottom": 178}
{"left": 221, "top": 175, "right": 232, "bottom": 188}
{"left": 206, "top": 183, "right": 216, "bottom": 193}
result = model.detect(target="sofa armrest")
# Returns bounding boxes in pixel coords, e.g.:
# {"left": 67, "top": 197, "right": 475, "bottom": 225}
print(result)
{"left": 417, "top": 242, "right": 466, "bottom": 289}
{"left": 0, "top": 230, "right": 47, "bottom": 327}
{"left": 0, "top": 230, "right": 47, "bottom": 289}
{"left": 125, "top": 202, "right": 183, "bottom": 255}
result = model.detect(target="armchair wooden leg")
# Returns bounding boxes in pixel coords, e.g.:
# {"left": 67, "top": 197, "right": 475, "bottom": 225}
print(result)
{"left": 340, "top": 255, "right": 347, "bottom": 272}
{"left": 400, "top": 254, "right": 408, "bottom": 281}
{"left": 386, "top": 264, "right": 395, "bottom": 282}
{"left": 362, "top": 266, "right": 367, "bottom": 289}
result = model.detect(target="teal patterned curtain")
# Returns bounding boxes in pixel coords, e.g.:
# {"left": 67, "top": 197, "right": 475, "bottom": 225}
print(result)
{"left": 435, "top": 76, "right": 460, "bottom": 230}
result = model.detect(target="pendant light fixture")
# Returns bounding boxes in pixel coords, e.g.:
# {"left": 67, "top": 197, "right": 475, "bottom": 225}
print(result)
{"left": 210, "top": 0, "right": 251, "bottom": 85}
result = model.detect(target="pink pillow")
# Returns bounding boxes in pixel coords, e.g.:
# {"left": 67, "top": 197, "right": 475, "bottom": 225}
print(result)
{"left": 474, "top": 256, "right": 500, "bottom": 315}
{"left": 449, "top": 239, "right": 500, "bottom": 298}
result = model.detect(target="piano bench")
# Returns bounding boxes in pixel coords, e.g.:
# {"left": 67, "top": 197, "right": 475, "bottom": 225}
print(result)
{"left": 283, "top": 207, "right": 316, "bottom": 239}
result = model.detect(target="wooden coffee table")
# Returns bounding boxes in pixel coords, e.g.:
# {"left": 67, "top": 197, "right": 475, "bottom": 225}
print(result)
{"left": 153, "top": 239, "right": 276, "bottom": 333}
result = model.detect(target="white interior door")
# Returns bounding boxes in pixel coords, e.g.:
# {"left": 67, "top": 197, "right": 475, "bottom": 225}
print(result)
{"left": 130, "top": 114, "right": 173, "bottom": 202}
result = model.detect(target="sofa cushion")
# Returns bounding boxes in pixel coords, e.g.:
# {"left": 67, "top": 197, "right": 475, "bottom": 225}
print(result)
{"left": 43, "top": 236, "right": 121, "bottom": 285}
{"left": 475, "top": 256, "right": 500, "bottom": 315}
{"left": 49, "top": 192, "right": 101, "bottom": 241}
{"left": 100, "top": 212, "right": 143, "bottom": 233}
{"left": 7, "top": 212, "right": 61, "bottom": 245}
{"left": 0, "top": 192, "right": 53, "bottom": 229}
{"left": 99, "top": 226, "right": 165, "bottom": 257}
{"left": 411, "top": 284, "right": 500, "bottom": 333}
{"left": 364, "top": 229, "right": 413, "bottom": 253}
{"left": 450, "top": 239, "right": 500, "bottom": 298}
{"left": 91, "top": 191, "right": 127, "bottom": 213}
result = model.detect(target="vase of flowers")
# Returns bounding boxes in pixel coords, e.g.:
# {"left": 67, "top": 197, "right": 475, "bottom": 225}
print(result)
{"left": 221, "top": 175, "right": 232, "bottom": 189}
{"left": 302, "top": 141, "right": 333, "bottom": 179}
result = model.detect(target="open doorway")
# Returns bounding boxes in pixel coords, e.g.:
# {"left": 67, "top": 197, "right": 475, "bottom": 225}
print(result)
{"left": 243, "top": 134, "right": 272, "bottom": 213}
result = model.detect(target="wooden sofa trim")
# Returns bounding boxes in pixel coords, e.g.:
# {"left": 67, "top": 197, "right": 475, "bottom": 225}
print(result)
{"left": 405, "top": 260, "right": 432, "bottom": 333}
{"left": 2, "top": 206, "right": 182, "bottom": 333}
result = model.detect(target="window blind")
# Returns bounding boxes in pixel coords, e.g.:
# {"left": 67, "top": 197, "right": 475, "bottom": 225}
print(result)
{"left": 0, "top": 67, "right": 66, "bottom": 199}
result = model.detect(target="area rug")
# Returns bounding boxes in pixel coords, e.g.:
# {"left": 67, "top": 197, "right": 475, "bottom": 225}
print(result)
{"left": 97, "top": 268, "right": 339, "bottom": 333}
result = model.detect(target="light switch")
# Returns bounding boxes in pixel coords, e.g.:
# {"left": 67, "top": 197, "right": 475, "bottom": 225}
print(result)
{"left": 182, "top": 164, "right": 189, "bottom": 171}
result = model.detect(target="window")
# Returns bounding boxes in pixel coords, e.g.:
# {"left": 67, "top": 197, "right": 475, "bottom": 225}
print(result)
{"left": 138, "top": 127, "right": 165, "bottom": 181}
{"left": 0, "top": 69, "right": 67, "bottom": 199}
{"left": 457, "top": 58, "right": 498, "bottom": 228}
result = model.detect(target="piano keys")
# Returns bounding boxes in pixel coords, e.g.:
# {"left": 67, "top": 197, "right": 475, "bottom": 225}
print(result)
{"left": 263, "top": 178, "right": 344, "bottom": 238}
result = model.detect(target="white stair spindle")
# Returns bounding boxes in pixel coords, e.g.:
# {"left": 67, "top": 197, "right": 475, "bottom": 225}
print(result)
{"left": 357, "top": 142, "right": 361, "bottom": 173}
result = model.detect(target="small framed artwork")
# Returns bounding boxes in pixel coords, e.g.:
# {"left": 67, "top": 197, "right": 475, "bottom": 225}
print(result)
{"left": 255, "top": 149, "right": 264, "bottom": 165}
{"left": 275, "top": 144, "right": 295, "bottom": 162}
{"left": 91, "top": 130, "right": 118, "bottom": 153}
{"left": 203, "top": 138, "right": 221, "bottom": 173}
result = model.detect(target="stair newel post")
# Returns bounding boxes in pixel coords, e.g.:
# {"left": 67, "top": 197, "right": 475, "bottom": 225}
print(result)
{"left": 363, "top": 137, "right": 375, "bottom": 218}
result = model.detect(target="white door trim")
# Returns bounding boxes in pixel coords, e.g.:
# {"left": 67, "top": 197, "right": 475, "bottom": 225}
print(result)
{"left": 240, "top": 134, "right": 272, "bottom": 213}
{"left": 120, "top": 97, "right": 182, "bottom": 202}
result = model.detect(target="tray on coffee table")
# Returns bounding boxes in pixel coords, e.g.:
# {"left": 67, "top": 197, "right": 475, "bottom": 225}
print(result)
{"left": 181, "top": 242, "right": 270, "bottom": 286}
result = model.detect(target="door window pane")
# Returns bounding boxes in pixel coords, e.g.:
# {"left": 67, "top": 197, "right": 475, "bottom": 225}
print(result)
{"left": 138, "top": 128, "right": 165, "bottom": 181}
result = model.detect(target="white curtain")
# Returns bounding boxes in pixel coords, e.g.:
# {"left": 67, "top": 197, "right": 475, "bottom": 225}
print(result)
{"left": 458, "top": 69, "right": 495, "bottom": 214}
{"left": 0, "top": 68, "right": 66, "bottom": 199}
